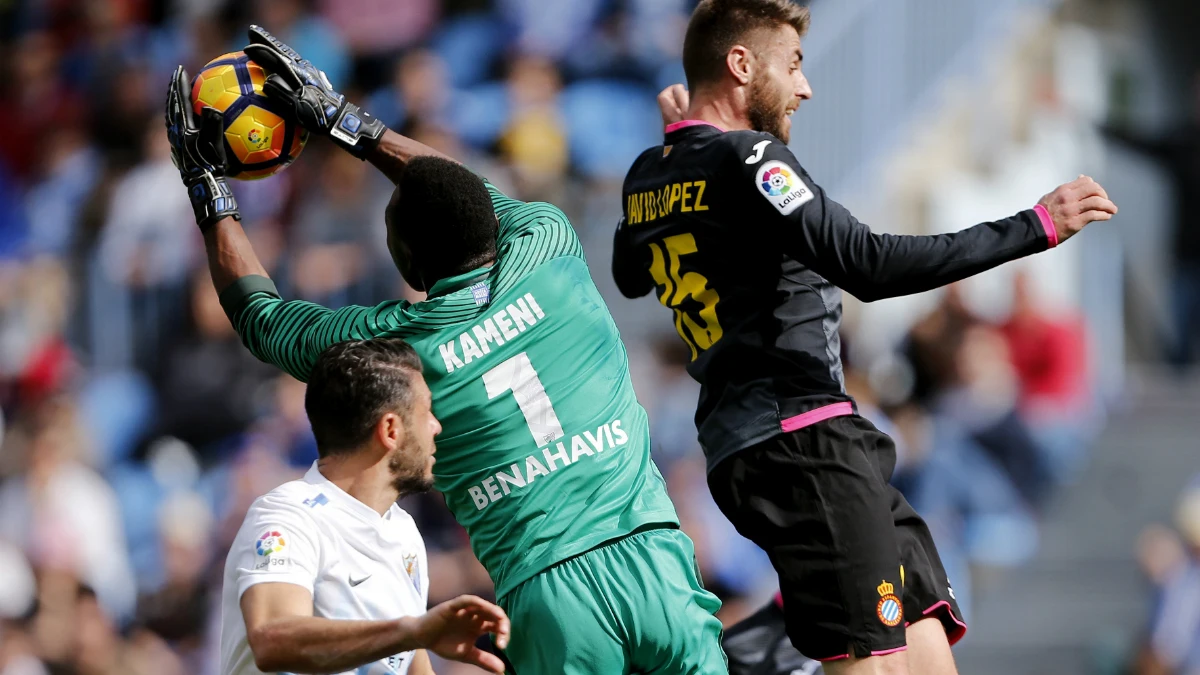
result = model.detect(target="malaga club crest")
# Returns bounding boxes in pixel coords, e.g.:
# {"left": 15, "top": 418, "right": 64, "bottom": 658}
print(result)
{"left": 403, "top": 553, "right": 421, "bottom": 592}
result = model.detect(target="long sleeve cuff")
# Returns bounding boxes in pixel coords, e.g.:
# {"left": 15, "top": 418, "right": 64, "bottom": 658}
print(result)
{"left": 218, "top": 275, "right": 281, "bottom": 322}
{"left": 1033, "top": 204, "right": 1059, "bottom": 248}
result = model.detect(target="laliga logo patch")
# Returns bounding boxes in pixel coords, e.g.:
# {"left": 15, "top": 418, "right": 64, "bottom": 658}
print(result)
{"left": 755, "top": 160, "right": 813, "bottom": 215}
{"left": 876, "top": 580, "right": 903, "bottom": 627}
{"left": 256, "top": 530, "right": 287, "bottom": 556}
{"left": 247, "top": 128, "right": 269, "bottom": 150}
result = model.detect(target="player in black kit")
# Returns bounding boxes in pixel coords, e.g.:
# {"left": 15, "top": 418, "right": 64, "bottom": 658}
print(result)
{"left": 613, "top": 1, "right": 1118, "bottom": 674}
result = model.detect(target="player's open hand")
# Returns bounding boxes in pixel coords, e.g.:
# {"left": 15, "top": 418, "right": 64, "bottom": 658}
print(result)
{"left": 244, "top": 25, "right": 385, "bottom": 158}
{"left": 657, "top": 84, "right": 690, "bottom": 128}
{"left": 412, "top": 595, "right": 511, "bottom": 673}
{"left": 164, "top": 65, "right": 239, "bottom": 230}
{"left": 1038, "top": 175, "right": 1118, "bottom": 245}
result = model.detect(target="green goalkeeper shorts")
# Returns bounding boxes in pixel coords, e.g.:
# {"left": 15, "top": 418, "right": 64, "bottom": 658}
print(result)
{"left": 500, "top": 526, "right": 728, "bottom": 675}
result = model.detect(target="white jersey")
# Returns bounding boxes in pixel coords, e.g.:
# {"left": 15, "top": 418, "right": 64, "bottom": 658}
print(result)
{"left": 219, "top": 463, "right": 429, "bottom": 675}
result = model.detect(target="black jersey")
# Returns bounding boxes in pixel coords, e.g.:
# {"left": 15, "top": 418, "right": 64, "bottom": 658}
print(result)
{"left": 613, "top": 121, "right": 1057, "bottom": 470}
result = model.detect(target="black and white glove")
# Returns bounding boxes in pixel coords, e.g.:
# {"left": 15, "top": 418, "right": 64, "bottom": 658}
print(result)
{"left": 165, "top": 65, "right": 239, "bottom": 231}
{"left": 244, "top": 25, "right": 386, "bottom": 159}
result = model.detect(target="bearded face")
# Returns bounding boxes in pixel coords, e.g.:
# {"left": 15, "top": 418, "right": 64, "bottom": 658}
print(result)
{"left": 747, "top": 72, "right": 792, "bottom": 143}
{"left": 388, "top": 425, "right": 436, "bottom": 497}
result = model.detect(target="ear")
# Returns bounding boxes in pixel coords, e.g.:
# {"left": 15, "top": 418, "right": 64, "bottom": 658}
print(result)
{"left": 376, "top": 412, "right": 406, "bottom": 452}
{"left": 726, "top": 44, "right": 755, "bottom": 86}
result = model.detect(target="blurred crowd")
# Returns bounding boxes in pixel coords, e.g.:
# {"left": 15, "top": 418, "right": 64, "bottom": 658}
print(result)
{"left": 0, "top": 0, "right": 1121, "bottom": 674}
{"left": 1135, "top": 478, "right": 1200, "bottom": 675}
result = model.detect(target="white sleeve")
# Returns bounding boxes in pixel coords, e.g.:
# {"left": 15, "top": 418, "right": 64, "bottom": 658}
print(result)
{"left": 232, "top": 498, "right": 321, "bottom": 599}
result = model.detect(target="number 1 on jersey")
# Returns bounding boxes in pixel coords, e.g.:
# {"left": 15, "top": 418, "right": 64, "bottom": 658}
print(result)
{"left": 483, "top": 352, "right": 566, "bottom": 448}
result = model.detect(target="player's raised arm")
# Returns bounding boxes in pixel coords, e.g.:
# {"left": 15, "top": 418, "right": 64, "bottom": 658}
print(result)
{"left": 740, "top": 137, "right": 1118, "bottom": 302}
{"left": 243, "top": 25, "right": 450, "bottom": 183}
{"left": 165, "top": 64, "right": 381, "bottom": 382}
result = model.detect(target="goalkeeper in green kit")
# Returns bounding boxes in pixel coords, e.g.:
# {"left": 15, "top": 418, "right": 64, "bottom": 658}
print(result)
{"left": 166, "top": 26, "right": 728, "bottom": 675}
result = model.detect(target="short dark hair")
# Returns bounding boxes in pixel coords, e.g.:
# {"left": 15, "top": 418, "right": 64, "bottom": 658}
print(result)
{"left": 305, "top": 339, "right": 424, "bottom": 457}
{"left": 682, "top": 0, "right": 811, "bottom": 91}
{"left": 388, "top": 156, "right": 498, "bottom": 285}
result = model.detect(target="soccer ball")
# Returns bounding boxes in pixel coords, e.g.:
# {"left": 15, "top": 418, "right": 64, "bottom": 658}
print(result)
{"left": 190, "top": 51, "right": 307, "bottom": 180}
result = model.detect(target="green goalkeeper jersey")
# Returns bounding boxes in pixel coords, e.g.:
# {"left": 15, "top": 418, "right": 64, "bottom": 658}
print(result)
{"left": 220, "top": 182, "right": 679, "bottom": 598}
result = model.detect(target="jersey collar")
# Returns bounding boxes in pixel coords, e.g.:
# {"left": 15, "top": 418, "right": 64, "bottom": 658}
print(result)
{"left": 304, "top": 462, "right": 399, "bottom": 523}
{"left": 664, "top": 119, "right": 727, "bottom": 135}
{"left": 425, "top": 266, "right": 492, "bottom": 299}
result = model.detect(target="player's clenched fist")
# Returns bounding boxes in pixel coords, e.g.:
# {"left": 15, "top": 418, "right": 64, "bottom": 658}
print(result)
{"left": 408, "top": 595, "right": 511, "bottom": 673}
{"left": 1038, "top": 175, "right": 1118, "bottom": 245}
{"left": 657, "top": 84, "right": 690, "bottom": 127}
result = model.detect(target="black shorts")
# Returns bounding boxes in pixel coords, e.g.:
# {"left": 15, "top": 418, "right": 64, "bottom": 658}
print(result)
{"left": 724, "top": 596, "right": 824, "bottom": 675}
{"left": 708, "top": 414, "right": 966, "bottom": 661}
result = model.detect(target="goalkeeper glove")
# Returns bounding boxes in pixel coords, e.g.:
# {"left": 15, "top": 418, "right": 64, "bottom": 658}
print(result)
{"left": 244, "top": 25, "right": 386, "bottom": 159}
{"left": 165, "top": 65, "right": 240, "bottom": 231}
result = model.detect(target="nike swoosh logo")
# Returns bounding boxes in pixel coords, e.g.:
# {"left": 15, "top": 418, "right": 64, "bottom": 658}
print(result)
{"left": 349, "top": 575, "right": 371, "bottom": 587}
{"left": 745, "top": 140, "right": 771, "bottom": 164}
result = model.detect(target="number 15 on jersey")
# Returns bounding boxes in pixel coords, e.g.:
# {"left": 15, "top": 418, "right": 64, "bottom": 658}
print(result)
{"left": 647, "top": 233, "right": 724, "bottom": 360}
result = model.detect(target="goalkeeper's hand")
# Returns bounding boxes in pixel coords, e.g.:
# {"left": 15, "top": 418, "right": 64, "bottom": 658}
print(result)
{"left": 244, "top": 25, "right": 385, "bottom": 158}
{"left": 165, "top": 65, "right": 240, "bottom": 231}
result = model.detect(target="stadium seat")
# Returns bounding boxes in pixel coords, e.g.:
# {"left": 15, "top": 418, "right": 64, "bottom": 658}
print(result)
{"left": 431, "top": 14, "right": 510, "bottom": 89}
{"left": 560, "top": 79, "right": 661, "bottom": 179}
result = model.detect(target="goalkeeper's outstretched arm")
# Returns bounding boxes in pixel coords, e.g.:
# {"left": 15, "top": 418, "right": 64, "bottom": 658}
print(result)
{"left": 202, "top": 218, "right": 268, "bottom": 295}
{"left": 166, "top": 63, "right": 376, "bottom": 384}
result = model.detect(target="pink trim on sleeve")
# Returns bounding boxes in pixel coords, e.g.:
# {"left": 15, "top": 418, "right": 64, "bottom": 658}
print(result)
{"left": 780, "top": 402, "right": 854, "bottom": 433}
{"left": 816, "top": 645, "right": 908, "bottom": 662}
{"left": 664, "top": 119, "right": 727, "bottom": 133}
{"left": 905, "top": 600, "right": 968, "bottom": 646}
{"left": 1033, "top": 204, "right": 1059, "bottom": 248}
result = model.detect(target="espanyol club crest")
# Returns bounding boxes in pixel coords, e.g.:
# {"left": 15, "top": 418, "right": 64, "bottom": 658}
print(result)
{"left": 875, "top": 580, "right": 903, "bottom": 627}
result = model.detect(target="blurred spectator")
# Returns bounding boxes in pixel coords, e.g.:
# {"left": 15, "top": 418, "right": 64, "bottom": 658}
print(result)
{"left": 134, "top": 492, "right": 216, "bottom": 671}
{"left": 1139, "top": 479, "right": 1200, "bottom": 674}
{"left": 1104, "top": 70, "right": 1200, "bottom": 368}
{"left": 999, "top": 270, "right": 1092, "bottom": 419}
{"left": 905, "top": 290, "right": 1055, "bottom": 509}
{"left": 0, "top": 399, "right": 137, "bottom": 622}
{"left": 368, "top": 49, "right": 454, "bottom": 131}
{"left": 23, "top": 120, "right": 100, "bottom": 258}
{"left": 499, "top": 55, "right": 569, "bottom": 200}
{"left": 497, "top": 0, "right": 605, "bottom": 60}
{"left": 998, "top": 269, "right": 1096, "bottom": 482}
{"left": 150, "top": 272, "right": 278, "bottom": 461}
{"left": 0, "top": 258, "right": 75, "bottom": 413}
{"left": 97, "top": 120, "right": 196, "bottom": 292}
{"left": 252, "top": 0, "right": 349, "bottom": 87}
{"left": 288, "top": 148, "right": 391, "bottom": 304}
{"left": 317, "top": 0, "right": 436, "bottom": 55}
{"left": 0, "top": 31, "right": 84, "bottom": 181}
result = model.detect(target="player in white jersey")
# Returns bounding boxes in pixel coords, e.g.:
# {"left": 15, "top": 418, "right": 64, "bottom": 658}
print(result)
{"left": 219, "top": 339, "right": 510, "bottom": 675}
